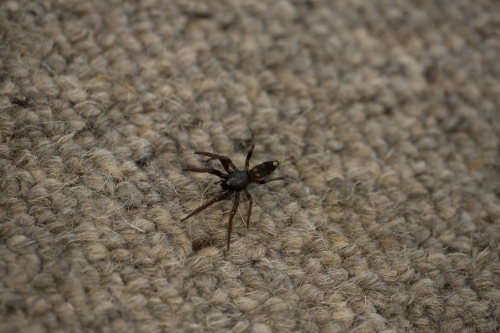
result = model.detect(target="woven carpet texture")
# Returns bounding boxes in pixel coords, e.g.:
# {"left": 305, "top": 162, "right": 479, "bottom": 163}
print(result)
{"left": 1, "top": 0, "right": 500, "bottom": 332}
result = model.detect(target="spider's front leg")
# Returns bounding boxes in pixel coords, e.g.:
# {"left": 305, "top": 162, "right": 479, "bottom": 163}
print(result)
{"left": 195, "top": 152, "right": 238, "bottom": 172}
{"left": 182, "top": 168, "right": 226, "bottom": 178}
{"left": 181, "top": 191, "right": 232, "bottom": 222}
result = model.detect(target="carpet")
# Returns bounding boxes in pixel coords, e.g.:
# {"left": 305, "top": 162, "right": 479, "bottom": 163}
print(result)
{"left": 1, "top": 0, "right": 499, "bottom": 332}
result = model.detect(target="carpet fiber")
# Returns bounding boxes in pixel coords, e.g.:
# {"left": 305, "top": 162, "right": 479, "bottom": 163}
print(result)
{"left": 1, "top": 0, "right": 500, "bottom": 332}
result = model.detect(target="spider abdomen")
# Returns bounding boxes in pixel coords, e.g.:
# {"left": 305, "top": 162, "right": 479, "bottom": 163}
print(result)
{"left": 221, "top": 171, "right": 249, "bottom": 191}
{"left": 248, "top": 161, "right": 279, "bottom": 181}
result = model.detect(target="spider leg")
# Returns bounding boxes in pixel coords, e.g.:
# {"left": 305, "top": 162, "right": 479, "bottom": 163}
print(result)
{"left": 181, "top": 191, "right": 231, "bottom": 222}
{"left": 195, "top": 152, "right": 238, "bottom": 172}
{"left": 244, "top": 144, "right": 255, "bottom": 172}
{"left": 253, "top": 176, "right": 284, "bottom": 184}
{"left": 244, "top": 189, "right": 252, "bottom": 229}
{"left": 227, "top": 191, "right": 240, "bottom": 251}
{"left": 244, "top": 130, "right": 255, "bottom": 172}
{"left": 182, "top": 167, "right": 226, "bottom": 178}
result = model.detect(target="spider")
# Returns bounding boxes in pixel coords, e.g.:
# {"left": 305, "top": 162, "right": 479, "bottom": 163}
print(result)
{"left": 182, "top": 139, "right": 284, "bottom": 251}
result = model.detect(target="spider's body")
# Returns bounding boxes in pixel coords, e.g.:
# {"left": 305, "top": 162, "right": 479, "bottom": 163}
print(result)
{"left": 182, "top": 141, "right": 283, "bottom": 251}
{"left": 221, "top": 171, "right": 249, "bottom": 191}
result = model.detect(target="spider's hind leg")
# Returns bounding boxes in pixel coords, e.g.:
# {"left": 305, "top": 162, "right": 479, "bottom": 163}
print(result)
{"left": 227, "top": 192, "right": 240, "bottom": 251}
{"left": 244, "top": 130, "right": 255, "bottom": 172}
{"left": 244, "top": 189, "right": 253, "bottom": 229}
{"left": 253, "top": 176, "right": 284, "bottom": 184}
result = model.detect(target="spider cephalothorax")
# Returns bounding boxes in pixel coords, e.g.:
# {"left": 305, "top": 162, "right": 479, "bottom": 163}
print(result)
{"left": 182, "top": 140, "right": 283, "bottom": 251}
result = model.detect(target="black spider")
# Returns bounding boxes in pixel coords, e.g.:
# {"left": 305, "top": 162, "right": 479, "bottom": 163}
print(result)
{"left": 182, "top": 139, "right": 284, "bottom": 251}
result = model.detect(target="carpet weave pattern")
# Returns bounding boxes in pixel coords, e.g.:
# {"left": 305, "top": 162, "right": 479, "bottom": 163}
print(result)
{"left": 1, "top": 0, "right": 500, "bottom": 332}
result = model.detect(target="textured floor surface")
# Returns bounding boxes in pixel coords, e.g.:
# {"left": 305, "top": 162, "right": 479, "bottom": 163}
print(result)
{"left": 1, "top": 0, "right": 500, "bottom": 332}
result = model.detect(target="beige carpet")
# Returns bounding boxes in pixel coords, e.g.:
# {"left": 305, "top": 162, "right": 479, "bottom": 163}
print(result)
{"left": 1, "top": 0, "right": 500, "bottom": 332}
